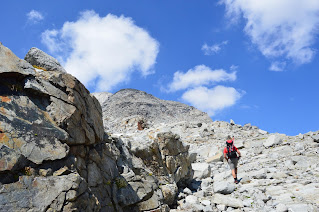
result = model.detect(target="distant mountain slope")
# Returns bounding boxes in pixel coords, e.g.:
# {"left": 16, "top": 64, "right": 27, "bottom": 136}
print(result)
{"left": 92, "top": 89, "right": 213, "bottom": 132}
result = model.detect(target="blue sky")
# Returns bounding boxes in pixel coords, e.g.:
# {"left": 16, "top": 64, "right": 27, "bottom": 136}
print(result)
{"left": 1, "top": 0, "right": 319, "bottom": 135}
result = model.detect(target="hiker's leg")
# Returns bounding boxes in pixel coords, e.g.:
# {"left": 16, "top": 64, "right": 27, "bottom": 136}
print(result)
{"left": 234, "top": 158, "right": 238, "bottom": 178}
{"left": 231, "top": 169, "right": 236, "bottom": 178}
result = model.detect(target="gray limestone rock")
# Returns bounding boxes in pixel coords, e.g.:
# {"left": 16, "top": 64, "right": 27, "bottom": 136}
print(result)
{"left": 24, "top": 47, "right": 66, "bottom": 73}
{"left": 0, "top": 173, "right": 84, "bottom": 212}
{"left": 212, "top": 194, "right": 244, "bottom": 208}
{"left": 0, "top": 43, "right": 35, "bottom": 75}
{"left": 0, "top": 44, "right": 121, "bottom": 212}
{"left": 276, "top": 203, "right": 288, "bottom": 212}
{"left": 161, "top": 183, "right": 178, "bottom": 205}
{"left": 213, "top": 181, "right": 236, "bottom": 194}
{"left": 263, "top": 134, "right": 283, "bottom": 148}
{"left": 312, "top": 135, "right": 319, "bottom": 143}
{"left": 192, "top": 162, "right": 211, "bottom": 180}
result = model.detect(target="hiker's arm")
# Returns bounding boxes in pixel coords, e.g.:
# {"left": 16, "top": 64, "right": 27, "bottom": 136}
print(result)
{"left": 237, "top": 149, "right": 241, "bottom": 157}
{"left": 224, "top": 152, "right": 228, "bottom": 161}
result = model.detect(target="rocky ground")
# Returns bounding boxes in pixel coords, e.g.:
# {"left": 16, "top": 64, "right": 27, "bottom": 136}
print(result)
{"left": 169, "top": 122, "right": 319, "bottom": 212}
{"left": 93, "top": 90, "right": 319, "bottom": 212}
{"left": 0, "top": 42, "right": 318, "bottom": 212}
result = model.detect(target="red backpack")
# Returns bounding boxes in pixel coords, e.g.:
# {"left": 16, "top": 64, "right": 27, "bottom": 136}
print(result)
{"left": 226, "top": 140, "right": 237, "bottom": 159}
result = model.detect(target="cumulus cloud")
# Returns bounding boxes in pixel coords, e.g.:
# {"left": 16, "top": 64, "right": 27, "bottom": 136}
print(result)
{"left": 269, "top": 61, "right": 286, "bottom": 72}
{"left": 221, "top": 0, "right": 319, "bottom": 66}
{"left": 182, "top": 86, "right": 243, "bottom": 116}
{"left": 26, "top": 10, "right": 44, "bottom": 24}
{"left": 167, "top": 65, "right": 236, "bottom": 92}
{"left": 165, "top": 64, "right": 242, "bottom": 116}
{"left": 41, "top": 10, "right": 159, "bottom": 91}
{"left": 201, "top": 41, "right": 228, "bottom": 55}
{"left": 41, "top": 30, "right": 64, "bottom": 53}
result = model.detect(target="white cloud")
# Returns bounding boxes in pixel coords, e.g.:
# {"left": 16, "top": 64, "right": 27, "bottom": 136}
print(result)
{"left": 27, "top": 10, "right": 44, "bottom": 24}
{"left": 167, "top": 65, "right": 236, "bottom": 92}
{"left": 41, "top": 10, "right": 159, "bottom": 92}
{"left": 41, "top": 30, "right": 64, "bottom": 53}
{"left": 201, "top": 41, "right": 228, "bottom": 55}
{"left": 269, "top": 61, "right": 286, "bottom": 72}
{"left": 182, "top": 86, "right": 243, "bottom": 116}
{"left": 221, "top": 0, "right": 319, "bottom": 65}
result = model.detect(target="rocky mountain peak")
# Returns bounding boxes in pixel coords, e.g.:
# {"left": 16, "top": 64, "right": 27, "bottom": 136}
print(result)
{"left": 92, "top": 88, "right": 212, "bottom": 133}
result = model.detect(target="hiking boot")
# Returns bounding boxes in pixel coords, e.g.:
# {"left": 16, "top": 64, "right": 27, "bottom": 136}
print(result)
{"left": 234, "top": 180, "right": 239, "bottom": 184}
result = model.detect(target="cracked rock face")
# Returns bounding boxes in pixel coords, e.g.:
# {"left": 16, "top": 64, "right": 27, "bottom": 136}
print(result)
{"left": 0, "top": 44, "right": 178, "bottom": 212}
{"left": 0, "top": 44, "right": 103, "bottom": 168}
{"left": 0, "top": 44, "right": 122, "bottom": 212}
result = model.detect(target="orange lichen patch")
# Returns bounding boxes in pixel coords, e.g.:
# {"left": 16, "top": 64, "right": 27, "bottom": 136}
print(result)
{"left": 0, "top": 107, "right": 5, "bottom": 114}
{"left": 0, "top": 128, "right": 23, "bottom": 149}
{"left": 33, "top": 65, "right": 47, "bottom": 72}
{"left": 0, "top": 160, "right": 7, "bottom": 171}
{"left": 0, "top": 96, "right": 11, "bottom": 103}
{"left": 41, "top": 110, "right": 58, "bottom": 126}
{"left": 11, "top": 138, "right": 23, "bottom": 149}
{"left": 0, "top": 130, "right": 9, "bottom": 144}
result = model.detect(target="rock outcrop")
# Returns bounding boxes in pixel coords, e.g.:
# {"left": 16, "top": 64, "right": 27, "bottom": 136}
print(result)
{"left": 24, "top": 47, "right": 66, "bottom": 73}
{"left": 0, "top": 43, "right": 174, "bottom": 212}
{"left": 0, "top": 43, "right": 121, "bottom": 211}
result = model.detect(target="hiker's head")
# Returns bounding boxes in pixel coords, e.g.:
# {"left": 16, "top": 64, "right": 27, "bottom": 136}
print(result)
{"left": 226, "top": 140, "right": 233, "bottom": 146}
{"left": 226, "top": 135, "right": 233, "bottom": 146}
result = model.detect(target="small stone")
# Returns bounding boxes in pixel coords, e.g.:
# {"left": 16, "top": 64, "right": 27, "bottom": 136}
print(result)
{"left": 258, "top": 129, "right": 268, "bottom": 135}
{"left": 201, "top": 200, "right": 211, "bottom": 206}
{"left": 161, "top": 183, "right": 178, "bottom": 205}
{"left": 53, "top": 166, "right": 69, "bottom": 176}
{"left": 312, "top": 135, "right": 319, "bottom": 143}
{"left": 240, "top": 175, "right": 251, "bottom": 184}
{"left": 276, "top": 203, "right": 288, "bottom": 212}
{"left": 216, "top": 204, "right": 227, "bottom": 211}
{"left": 66, "top": 190, "right": 77, "bottom": 201}
{"left": 39, "top": 168, "right": 52, "bottom": 177}
{"left": 243, "top": 199, "right": 253, "bottom": 207}
{"left": 212, "top": 194, "right": 244, "bottom": 208}
{"left": 185, "top": 195, "right": 198, "bottom": 204}
{"left": 183, "top": 187, "right": 192, "bottom": 195}
{"left": 298, "top": 133, "right": 304, "bottom": 139}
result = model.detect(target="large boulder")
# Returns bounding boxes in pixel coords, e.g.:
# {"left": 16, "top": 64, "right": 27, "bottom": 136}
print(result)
{"left": 24, "top": 47, "right": 66, "bottom": 73}
{"left": 0, "top": 44, "right": 126, "bottom": 212}
{"left": 212, "top": 194, "right": 244, "bottom": 208}
{"left": 128, "top": 131, "right": 193, "bottom": 185}
{"left": 263, "top": 134, "right": 283, "bottom": 148}
{"left": 191, "top": 162, "right": 211, "bottom": 180}
{"left": 213, "top": 181, "right": 235, "bottom": 194}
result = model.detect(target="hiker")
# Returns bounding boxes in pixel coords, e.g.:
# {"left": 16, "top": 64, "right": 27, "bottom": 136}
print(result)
{"left": 223, "top": 135, "right": 241, "bottom": 184}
